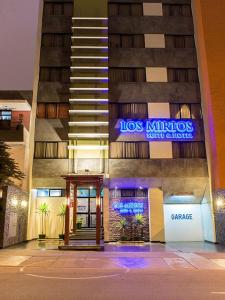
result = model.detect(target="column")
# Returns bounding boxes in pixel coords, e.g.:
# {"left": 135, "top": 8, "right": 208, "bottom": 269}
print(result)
{"left": 103, "top": 187, "right": 109, "bottom": 241}
{"left": 96, "top": 180, "right": 101, "bottom": 245}
{"left": 73, "top": 183, "right": 77, "bottom": 233}
{"left": 149, "top": 188, "right": 165, "bottom": 242}
{"left": 64, "top": 179, "right": 70, "bottom": 245}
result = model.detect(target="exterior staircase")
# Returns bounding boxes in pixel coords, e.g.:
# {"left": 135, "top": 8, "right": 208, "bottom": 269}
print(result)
{"left": 70, "top": 228, "right": 104, "bottom": 240}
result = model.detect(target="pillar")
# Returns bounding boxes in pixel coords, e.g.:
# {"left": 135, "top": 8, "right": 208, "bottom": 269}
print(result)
{"left": 73, "top": 183, "right": 77, "bottom": 233}
{"left": 96, "top": 180, "right": 101, "bottom": 245}
{"left": 149, "top": 188, "right": 165, "bottom": 242}
{"left": 103, "top": 187, "right": 109, "bottom": 241}
{"left": 64, "top": 179, "right": 70, "bottom": 245}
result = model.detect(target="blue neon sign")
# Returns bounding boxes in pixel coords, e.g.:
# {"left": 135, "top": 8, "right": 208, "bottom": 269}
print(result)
{"left": 113, "top": 201, "right": 144, "bottom": 215}
{"left": 119, "top": 119, "right": 195, "bottom": 141}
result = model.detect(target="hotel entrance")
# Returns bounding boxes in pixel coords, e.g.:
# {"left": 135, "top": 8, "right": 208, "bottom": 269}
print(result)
{"left": 61, "top": 175, "right": 104, "bottom": 248}
{"left": 77, "top": 188, "right": 103, "bottom": 228}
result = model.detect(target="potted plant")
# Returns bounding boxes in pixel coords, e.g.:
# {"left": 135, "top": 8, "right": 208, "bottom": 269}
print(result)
{"left": 76, "top": 218, "right": 82, "bottom": 230}
{"left": 37, "top": 202, "right": 49, "bottom": 239}
{"left": 134, "top": 214, "right": 145, "bottom": 241}
{"left": 57, "top": 204, "right": 66, "bottom": 240}
{"left": 119, "top": 218, "right": 127, "bottom": 241}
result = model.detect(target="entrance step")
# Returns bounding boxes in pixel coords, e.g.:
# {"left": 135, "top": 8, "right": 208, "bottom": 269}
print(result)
{"left": 59, "top": 244, "right": 104, "bottom": 251}
{"left": 70, "top": 228, "right": 104, "bottom": 240}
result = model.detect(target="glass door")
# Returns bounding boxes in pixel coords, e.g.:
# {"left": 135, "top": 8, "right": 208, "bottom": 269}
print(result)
{"left": 77, "top": 188, "right": 103, "bottom": 228}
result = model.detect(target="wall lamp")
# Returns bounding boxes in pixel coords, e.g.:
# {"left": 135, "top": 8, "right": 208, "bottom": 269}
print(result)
{"left": 12, "top": 198, "right": 18, "bottom": 207}
{"left": 21, "top": 200, "right": 28, "bottom": 208}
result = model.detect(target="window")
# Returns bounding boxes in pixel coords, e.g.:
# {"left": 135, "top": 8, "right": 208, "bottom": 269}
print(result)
{"left": 34, "top": 142, "right": 68, "bottom": 159}
{"left": 111, "top": 188, "right": 148, "bottom": 198}
{"left": 37, "top": 103, "right": 69, "bottom": 119}
{"left": 143, "top": 3, "right": 163, "bottom": 16}
{"left": 0, "top": 110, "right": 11, "bottom": 120}
{"left": 49, "top": 189, "right": 65, "bottom": 197}
{"left": 145, "top": 34, "right": 165, "bottom": 48}
{"left": 37, "top": 189, "right": 66, "bottom": 197}
{"left": 109, "top": 35, "right": 145, "bottom": 48}
{"left": 77, "top": 189, "right": 89, "bottom": 198}
{"left": 42, "top": 34, "right": 71, "bottom": 48}
{"left": 146, "top": 67, "right": 168, "bottom": 82}
{"left": 40, "top": 68, "right": 70, "bottom": 83}
{"left": 167, "top": 69, "right": 198, "bottom": 82}
{"left": 109, "top": 103, "right": 148, "bottom": 119}
{"left": 109, "top": 68, "right": 146, "bottom": 82}
{"left": 170, "top": 104, "right": 202, "bottom": 119}
{"left": 163, "top": 4, "right": 192, "bottom": 17}
{"left": 37, "top": 189, "right": 50, "bottom": 197}
{"left": 110, "top": 142, "right": 149, "bottom": 159}
{"left": 165, "top": 35, "right": 195, "bottom": 48}
{"left": 44, "top": 2, "right": 73, "bottom": 16}
{"left": 109, "top": 3, "right": 143, "bottom": 16}
{"left": 172, "top": 142, "right": 206, "bottom": 158}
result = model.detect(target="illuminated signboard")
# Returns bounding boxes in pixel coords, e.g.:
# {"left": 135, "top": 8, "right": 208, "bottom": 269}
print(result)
{"left": 113, "top": 201, "right": 144, "bottom": 215}
{"left": 119, "top": 119, "right": 195, "bottom": 141}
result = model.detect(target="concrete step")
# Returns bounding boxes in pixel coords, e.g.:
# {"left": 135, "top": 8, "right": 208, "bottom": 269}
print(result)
{"left": 70, "top": 228, "right": 104, "bottom": 240}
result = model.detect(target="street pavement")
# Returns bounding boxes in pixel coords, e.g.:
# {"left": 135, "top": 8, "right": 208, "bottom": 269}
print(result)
{"left": 0, "top": 241, "right": 225, "bottom": 300}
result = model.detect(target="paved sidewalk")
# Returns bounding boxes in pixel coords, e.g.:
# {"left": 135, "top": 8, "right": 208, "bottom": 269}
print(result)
{"left": 0, "top": 241, "right": 225, "bottom": 300}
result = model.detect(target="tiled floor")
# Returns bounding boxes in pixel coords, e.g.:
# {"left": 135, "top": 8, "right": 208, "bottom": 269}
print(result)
{"left": 0, "top": 240, "right": 224, "bottom": 271}
{"left": 7, "top": 239, "right": 225, "bottom": 253}
{"left": 0, "top": 255, "right": 30, "bottom": 266}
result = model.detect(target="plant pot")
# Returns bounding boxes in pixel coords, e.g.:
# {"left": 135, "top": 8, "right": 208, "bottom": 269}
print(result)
{"left": 59, "top": 234, "right": 65, "bottom": 240}
{"left": 38, "top": 234, "right": 46, "bottom": 239}
{"left": 76, "top": 222, "right": 82, "bottom": 230}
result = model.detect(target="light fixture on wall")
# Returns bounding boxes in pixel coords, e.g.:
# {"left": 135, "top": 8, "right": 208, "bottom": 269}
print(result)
{"left": 21, "top": 200, "right": 28, "bottom": 208}
{"left": 89, "top": 186, "right": 93, "bottom": 190}
{"left": 169, "top": 192, "right": 195, "bottom": 202}
{"left": 171, "top": 192, "right": 194, "bottom": 197}
{"left": 216, "top": 198, "right": 224, "bottom": 208}
{"left": 12, "top": 198, "right": 18, "bottom": 207}
{"left": 0, "top": 188, "right": 3, "bottom": 199}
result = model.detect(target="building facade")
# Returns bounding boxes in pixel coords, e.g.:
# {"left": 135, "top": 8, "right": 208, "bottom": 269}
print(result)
{"left": 0, "top": 0, "right": 40, "bottom": 247}
{"left": 0, "top": 98, "right": 33, "bottom": 247}
{"left": 28, "top": 0, "right": 225, "bottom": 244}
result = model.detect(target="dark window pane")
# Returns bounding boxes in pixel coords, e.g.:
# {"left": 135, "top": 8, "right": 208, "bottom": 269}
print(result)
{"left": 131, "top": 4, "right": 143, "bottom": 16}
{"left": 121, "top": 35, "right": 133, "bottom": 48}
{"left": 133, "top": 35, "right": 145, "bottom": 48}
{"left": 119, "top": 4, "right": 130, "bottom": 16}
{"left": 109, "top": 4, "right": 119, "bottom": 16}
{"left": 37, "top": 103, "right": 46, "bottom": 118}
{"left": 109, "top": 35, "right": 120, "bottom": 48}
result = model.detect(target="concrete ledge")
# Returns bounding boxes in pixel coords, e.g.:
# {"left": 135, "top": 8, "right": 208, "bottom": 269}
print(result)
{"left": 109, "top": 158, "right": 208, "bottom": 178}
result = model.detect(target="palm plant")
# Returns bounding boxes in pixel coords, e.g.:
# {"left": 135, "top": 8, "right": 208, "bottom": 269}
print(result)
{"left": 0, "top": 141, "right": 24, "bottom": 186}
{"left": 37, "top": 202, "right": 49, "bottom": 239}
{"left": 135, "top": 214, "right": 144, "bottom": 225}
{"left": 119, "top": 218, "right": 127, "bottom": 241}
{"left": 57, "top": 204, "right": 66, "bottom": 238}
{"left": 134, "top": 214, "right": 145, "bottom": 241}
